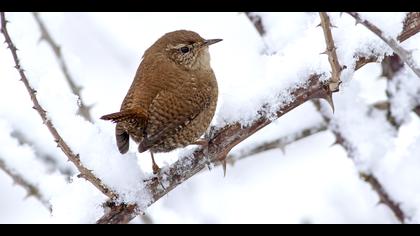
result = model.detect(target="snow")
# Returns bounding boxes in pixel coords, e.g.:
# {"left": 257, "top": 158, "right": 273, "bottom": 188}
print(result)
{"left": 388, "top": 67, "right": 420, "bottom": 123}
{"left": 358, "top": 12, "right": 407, "bottom": 39}
{"left": 0, "top": 12, "right": 419, "bottom": 223}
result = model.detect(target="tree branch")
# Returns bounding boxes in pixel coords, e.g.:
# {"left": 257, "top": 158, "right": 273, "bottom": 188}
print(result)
{"left": 397, "top": 12, "right": 420, "bottom": 42}
{"left": 0, "top": 158, "right": 52, "bottom": 211}
{"left": 360, "top": 173, "right": 405, "bottom": 223}
{"left": 245, "top": 12, "right": 266, "bottom": 36}
{"left": 226, "top": 122, "right": 328, "bottom": 165}
{"left": 1, "top": 12, "right": 115, "bottom": 199}
{"left": 32, "top": 12, "right": 93, "bottom": 122}
{"left": 347, "top": 12, "right": 420, "bottom": 78}
{"left": 319, "top": 12, "right": 342, "bottom": 93}
{"left": 313, "top": 98, "right": 407, "bottom": 223}
{"left": 11, "top": 129, "right": 73, "bottom": 177}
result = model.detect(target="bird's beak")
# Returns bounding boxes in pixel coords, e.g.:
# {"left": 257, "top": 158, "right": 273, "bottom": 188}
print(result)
{"left": 203, "top": 38, "right": 223, "bottom": 46}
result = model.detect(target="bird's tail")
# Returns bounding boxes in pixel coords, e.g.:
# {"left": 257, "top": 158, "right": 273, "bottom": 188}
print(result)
{"left": 100, "top": 108, "right": 147, "bottom": 123}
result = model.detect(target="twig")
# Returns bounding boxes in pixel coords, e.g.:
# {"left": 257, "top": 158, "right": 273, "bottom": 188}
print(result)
{"left": 319, "top": 12, "right": 342, "bottom": 93}
{"left": 0, "top": 158, "right": 52, "bottom": 211}
{"left": 226, "top": 122, "right": 328, "bottom": 165}
{"left": 347, "top": 12, "right": 420, "bottom": 78}
{"left": 1, "top": 12, "right": 115, "bottom": 199}
{"left": 245, "top": 12, "right": 266, "bottom": 36}
{"left": 11, "top": 129, "right": 73, "bottom": 177}
{"left": 360, "top": 173, "right": 405, "bottom": 223}
{"left": 313, "top": 98, "right": 407, "bottom": 223}
{"left": 32, "top": 12, "right": 93, "bottom": 122}
{"left": 381, "top": 54, "right": 405, "bottom": 128}
{"left": 397, "top": 12, "right": 420, "bottom": 42}
{"left": 415, "top": 105, "right": 420, "bottom": 117}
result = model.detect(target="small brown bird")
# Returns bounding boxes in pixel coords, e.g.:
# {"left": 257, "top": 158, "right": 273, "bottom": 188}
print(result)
{"left": 101, "top": 30, "right": 221, "bottom": 173}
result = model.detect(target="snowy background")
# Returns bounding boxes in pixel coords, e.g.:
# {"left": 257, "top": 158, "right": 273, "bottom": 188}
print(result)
{"left": 0, "top": 12, "right": 419, "bottom": 223}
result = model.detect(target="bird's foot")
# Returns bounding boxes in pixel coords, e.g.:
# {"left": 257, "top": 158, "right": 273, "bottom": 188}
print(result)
{"left": 152, "top": 162, "right": 161, "bottom": 175}
{"left": 193, "top": 138, "right": 213, "bottom": 170}
{"left": 193, "top": 138, "right": 209, "bottom": 147}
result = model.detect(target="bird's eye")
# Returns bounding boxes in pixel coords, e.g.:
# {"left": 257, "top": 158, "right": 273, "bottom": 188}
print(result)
{"left": 180, "top": 46, "right": 190, "bottom": 53}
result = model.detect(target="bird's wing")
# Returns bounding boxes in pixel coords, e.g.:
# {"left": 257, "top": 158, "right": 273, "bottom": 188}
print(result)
{"left": 138, "top": 88, "right": 211, "bottom": 152}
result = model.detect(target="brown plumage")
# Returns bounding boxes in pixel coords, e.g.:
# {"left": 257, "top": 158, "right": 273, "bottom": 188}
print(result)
{"left": 101, "top": 30, "right": 221, "bottom": 173}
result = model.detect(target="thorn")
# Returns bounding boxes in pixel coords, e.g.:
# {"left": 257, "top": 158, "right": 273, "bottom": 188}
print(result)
{"left": 87, "top": 104, "right": 95, "bottom": 111}
{"left": 377, "top": 199, "right": 386, "bottom": 206}
{"left": 74, "top": 85, "right": 82, "bottom": 94}
{"left": 316, "top": 22, "right": 321, "bottom": 27}
{"left": 222, "top": 159, "right": 227, "bottom": 177}
{"left": 330, "top": 23, "right": 337, "bottom": 28}
{"left": 279, "top": 145, "right": 286, "bottom": 155}
{"left": 54, "top": 139, "right": 59, "bottom": 143}
{"left": 341, "top": 65, "right": 347, "bottom": 71}
{"left": 206, "top": 163, "right": 212, "bottom": 171}
{"left": 320, "top": 50, "right": 328, "bottom": 55}
{"left": 32, "top": 106, "right": 36, "bottom": 110}
{"left": 24, "top": 191, "right": 35, "bottom": 199}
{"left": 331, "top": 139, "right": 340, "bottom": 147}
{"left": 321, "top": 90, "right": 335, "bottom": 113}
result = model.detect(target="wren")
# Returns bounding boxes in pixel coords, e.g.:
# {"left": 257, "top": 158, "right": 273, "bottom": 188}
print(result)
{"left": 101, "top": 30, "right": 222, "bottom": 173}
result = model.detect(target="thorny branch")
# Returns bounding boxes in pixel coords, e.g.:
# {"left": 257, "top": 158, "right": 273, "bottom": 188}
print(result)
{"left": 97, "top": 12, "right": 420, "bottom": 224}
{"left": 360, "top": 173, "right": 406, "bottom": 223}
{"left": 319, "top": 12, "right": 342, "bottom": 94}
{"left": 313, "top": 98, "right": 407, "bottom": 224}
{"left": 397, "top": 12, "right": 420, "bottom": 42}
{"left": 32, "top": 12, "right": 93, "bottom": 122}
{"left": 11, "top": 129, "right": 73, "bottom": 177}
{"left": 0, "top": 158, "right": 52, "bottom": 211}
{"left": 347, "top": 12, "right": 420, "bottom": 78}
{"left": 226, "top": 122, "right": 328, "bottom": 165}
{"left": 245, "top": 12, "right": 265, "bottom": 36}
{"left": 1, "top": 12, "right": 116, "bottom": 200}
{"left": 382, "top": 54, "right": 405, "bottom": 128}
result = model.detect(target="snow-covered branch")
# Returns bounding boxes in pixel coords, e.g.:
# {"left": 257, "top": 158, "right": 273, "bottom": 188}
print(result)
{"left": 398, "top": 12, "right": 420, "bottom": 42}
{"left": 313, "top": 98, "right": 407, "bottom": 223}
{"left": 32, "top": 12, "right": 93, "bottom": 122}
{"left": 245, "top": 12, "right": 265, "bottom": 36}
{"left": 347, "top": 12, "right": 420, "bottom": 78}
{"left": 226, "top": 122, "right": 328, "bottom": 165}
{"left": 1, "top": 12, "right": 115, "bottom": 200}
{"left": 360, "top": 173, "right": 405, "bottom": 223}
